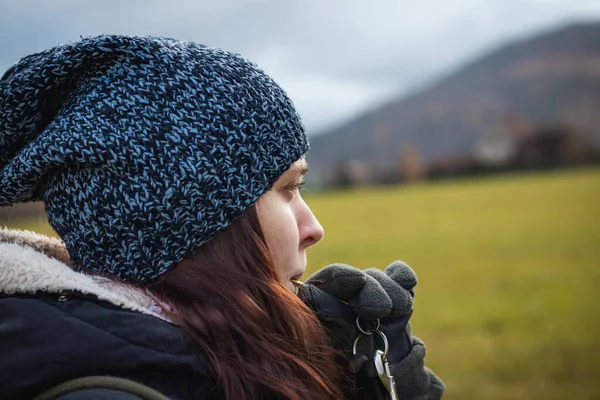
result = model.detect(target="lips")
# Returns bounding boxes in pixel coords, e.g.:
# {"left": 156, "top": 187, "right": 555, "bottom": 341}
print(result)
{"left": 290, "top": 272, "right": 304, "bottom": 282}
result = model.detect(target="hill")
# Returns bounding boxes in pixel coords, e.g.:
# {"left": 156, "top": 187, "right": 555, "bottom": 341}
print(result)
{"left": 308, "top": 22, "right": 600, "bottom": 180}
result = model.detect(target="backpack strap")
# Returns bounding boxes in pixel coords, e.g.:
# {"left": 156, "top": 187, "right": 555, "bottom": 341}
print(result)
{"left": 32, "top": 376, "right": 171, "bottom": 400}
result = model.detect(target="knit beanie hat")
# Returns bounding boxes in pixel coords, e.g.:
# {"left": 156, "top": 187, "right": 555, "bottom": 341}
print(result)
{"left": 0, "top": 35, "right": 308, "bottom": 282}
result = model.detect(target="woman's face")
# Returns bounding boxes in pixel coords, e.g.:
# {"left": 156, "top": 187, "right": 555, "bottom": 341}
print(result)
{"left": 256, "top": 159, "right": 324, "bottom": 292}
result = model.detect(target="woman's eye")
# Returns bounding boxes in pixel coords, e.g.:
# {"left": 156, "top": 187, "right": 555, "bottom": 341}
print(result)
{"left": 284, "top": 181, "right": 306, "bottom": 194}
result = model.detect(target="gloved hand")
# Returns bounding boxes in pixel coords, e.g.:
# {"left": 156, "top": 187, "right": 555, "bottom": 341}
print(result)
{"left": 359, "top": 263, "right": 444, "bottom": 399}
{"left": 361, "top": 264, "right": 416, "bottom": 362}
{"left": 296, "top": 263, "right": 404, "bottom": 358}
{"left": 297, "top": 261, "right": 444, "bottom": 400}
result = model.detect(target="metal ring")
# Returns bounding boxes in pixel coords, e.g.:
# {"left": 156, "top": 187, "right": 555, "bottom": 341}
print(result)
{"left": 356, "top": 317, "right": 380, "bottom": 335}
{"left": 353, "top": 333, "right": 364, "bottom": 355}
{"left": 352, "top": 328, "right": 389, "bottom": 358}
{"left": 372, "top": 329, "right": 389, "bottom": 359}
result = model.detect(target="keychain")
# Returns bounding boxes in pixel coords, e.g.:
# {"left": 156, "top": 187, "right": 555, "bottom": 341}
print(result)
{"left": 352, "top": 317, "right": 399, "bottom": 400}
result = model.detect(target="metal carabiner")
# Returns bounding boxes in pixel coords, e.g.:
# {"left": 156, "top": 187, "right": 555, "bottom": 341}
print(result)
{"left": 351, "top": 318, "right": 398, "bottom": 400}
{"left": 374, "top": 349, "right": 399, "bottom": 400}
{"left": 352, "top": 324, "right": 389, "bottom": 358}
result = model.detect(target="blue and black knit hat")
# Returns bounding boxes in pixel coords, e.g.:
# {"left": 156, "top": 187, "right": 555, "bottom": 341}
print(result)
{"left": 0, "top": 35, "right": 309, "bottom": 282}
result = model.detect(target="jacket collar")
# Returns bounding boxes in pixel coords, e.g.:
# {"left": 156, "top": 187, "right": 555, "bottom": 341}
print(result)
{"left": 0, "top": 228, "right": 168, "bottom": 320}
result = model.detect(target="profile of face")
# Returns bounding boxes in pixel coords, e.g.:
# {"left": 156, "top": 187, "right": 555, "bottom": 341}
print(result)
{"left": 256, "top": 159, "right": 324, "bottom": 292}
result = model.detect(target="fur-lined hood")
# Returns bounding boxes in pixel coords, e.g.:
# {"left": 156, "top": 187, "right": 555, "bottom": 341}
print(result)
{"left": 0, "top": 228, "right": 165, "bottom": 320}
{"left": 0, "top": 228, "right": 213, "bottom": 400}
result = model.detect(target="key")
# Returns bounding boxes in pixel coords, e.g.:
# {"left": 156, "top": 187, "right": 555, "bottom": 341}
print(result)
{"left": 374, "top": 350, "right": 399, "bottom": 400}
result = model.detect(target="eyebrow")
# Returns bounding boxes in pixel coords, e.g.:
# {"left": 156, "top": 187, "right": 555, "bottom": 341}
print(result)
{"left": 294, "top": 164, "right": 309, "bottom": 176}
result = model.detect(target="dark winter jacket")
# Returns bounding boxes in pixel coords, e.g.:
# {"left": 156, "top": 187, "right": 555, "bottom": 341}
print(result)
{"left": 0, "top": 229, "right": 221, "bottom": 400}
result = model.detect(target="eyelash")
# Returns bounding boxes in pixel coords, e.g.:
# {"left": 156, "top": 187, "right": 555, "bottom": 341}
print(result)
{"left": 284, "top": 181, "right": 306, "bottom": 193}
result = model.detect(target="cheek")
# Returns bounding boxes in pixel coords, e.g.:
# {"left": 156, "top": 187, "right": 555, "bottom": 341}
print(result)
{"left": 259, "top": 203, "right": 290, "bottom": 238}
{"left": 270, "top": 209, "right": 300, "bottom": 251}
{"left": 267, "top": 208, "right": 302, "bottom": 270}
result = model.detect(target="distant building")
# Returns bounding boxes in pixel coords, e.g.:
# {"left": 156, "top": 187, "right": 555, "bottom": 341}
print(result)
{"left": 329, "top": 159, "right": 372, "bottom": 188}
{"left": 473, "top": 115, "right": 597, "bottom": 170}
{"left": 513, "top": 126, "right": 592, "bottom": 168}
{"left": 427, "top": 154, "right": 478, "bottom": 178}
{"left": 474, "top": 127, "right": 517, "bottom": 167}
{"left": 474, "top": 115, "right": 529, "bottom": 167}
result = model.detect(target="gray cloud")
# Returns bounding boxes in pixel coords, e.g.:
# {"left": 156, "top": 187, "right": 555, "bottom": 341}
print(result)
{"left": 2, "top": 0, "right": 600, "bottom": 132}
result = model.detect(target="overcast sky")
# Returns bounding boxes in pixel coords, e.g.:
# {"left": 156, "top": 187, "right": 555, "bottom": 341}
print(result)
{"left": 2, "top": 0, "right": 600, "bottom": 133}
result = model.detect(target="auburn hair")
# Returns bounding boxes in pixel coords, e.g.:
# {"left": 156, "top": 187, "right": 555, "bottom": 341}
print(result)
{"left": 147, "top": 205, "right": 346, "bottom": 399}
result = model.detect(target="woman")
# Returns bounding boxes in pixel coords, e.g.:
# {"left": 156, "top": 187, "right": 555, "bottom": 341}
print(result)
{"left": 0, "top": 35, "right": 443, "bottom": 399}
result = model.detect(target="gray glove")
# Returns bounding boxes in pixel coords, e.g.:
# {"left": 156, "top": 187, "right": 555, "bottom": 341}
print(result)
{"left": 298, "top": 261, "right": 444, "bottom": 400}
{"left": 361, "top": 263, "right": 445, "bottom": 399}
{"left": 302, "top": 262, "right": 403, "bottom": 319}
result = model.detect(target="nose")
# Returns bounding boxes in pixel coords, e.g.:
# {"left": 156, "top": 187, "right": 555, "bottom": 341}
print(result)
{"left": 297, "top": 197, "right": 324, "bottom": 249}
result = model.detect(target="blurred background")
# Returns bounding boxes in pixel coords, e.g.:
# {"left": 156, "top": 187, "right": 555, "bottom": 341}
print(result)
{"left": 1, "top": 1, "right": 599, "bottom": 398}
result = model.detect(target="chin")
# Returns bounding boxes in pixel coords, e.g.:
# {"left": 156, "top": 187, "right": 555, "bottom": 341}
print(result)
{"left": 284, "top": 281, "right": 296, "bottom": 293}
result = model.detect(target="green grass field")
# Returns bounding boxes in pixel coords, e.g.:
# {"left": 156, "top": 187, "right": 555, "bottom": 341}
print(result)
{"left": 3, "top": 168, "right": 599, "bottom": 399}
{"left": 304, "top": 168, "right": 600, "bottom": 400}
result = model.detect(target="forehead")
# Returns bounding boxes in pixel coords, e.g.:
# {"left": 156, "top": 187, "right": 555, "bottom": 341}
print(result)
{"left": 285, "top": 158, "right": 308, "bottom": 176}
{"left": 289, "top": 158, "right": 308, "bottom": 173}
{"left": 276, "top": 159, "right": 308, "bottom": 183}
